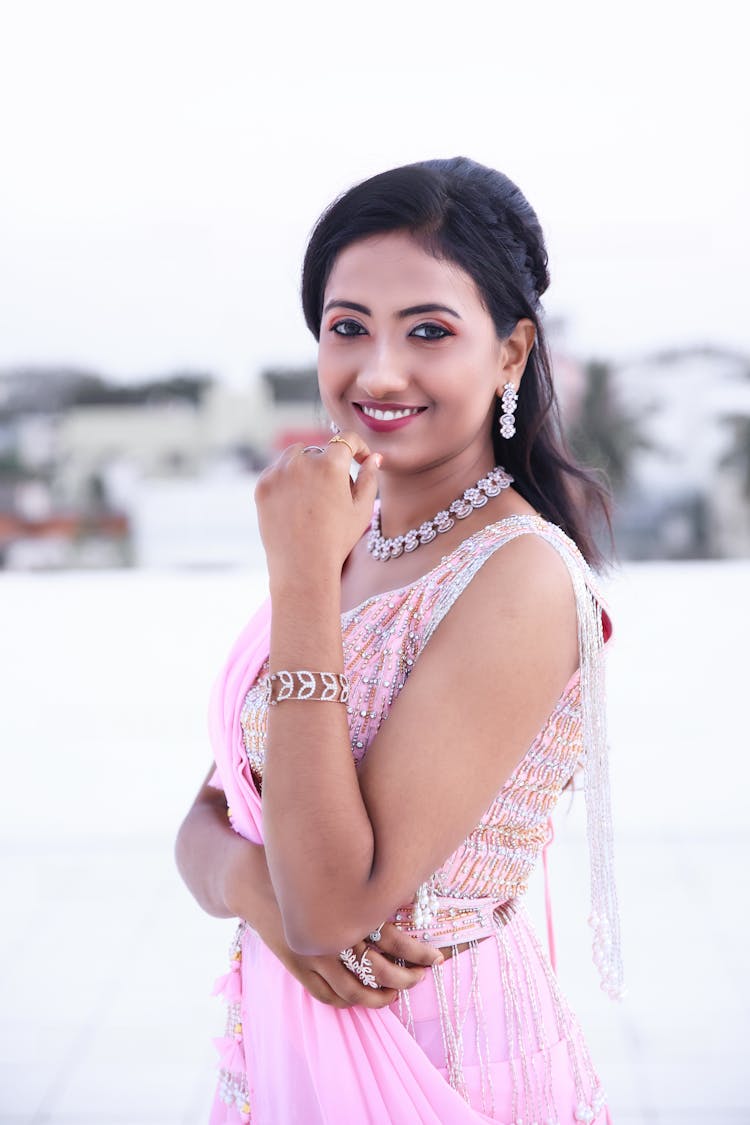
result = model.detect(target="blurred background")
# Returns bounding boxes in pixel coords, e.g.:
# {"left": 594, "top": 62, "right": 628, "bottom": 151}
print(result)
{"left": 0, "top": 1, "right": 747, "bottom": 1122}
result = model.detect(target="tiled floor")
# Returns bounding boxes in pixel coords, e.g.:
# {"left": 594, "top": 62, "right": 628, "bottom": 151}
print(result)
{"left": 1, "top": 561, "right": 747, "bottom": 1123}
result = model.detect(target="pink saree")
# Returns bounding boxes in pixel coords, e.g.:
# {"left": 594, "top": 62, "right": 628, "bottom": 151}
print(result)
{"left": 206, "top": 515, "right": 621, "bottom": 1124}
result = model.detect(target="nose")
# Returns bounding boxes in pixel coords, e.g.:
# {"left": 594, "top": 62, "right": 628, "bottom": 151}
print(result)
{"left": 357, "top": 340, "right": 411, "bottom": 399}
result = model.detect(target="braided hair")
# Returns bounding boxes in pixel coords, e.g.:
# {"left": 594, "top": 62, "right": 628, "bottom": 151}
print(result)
{"left": 301, "top": 157, "right": 612, "bottom": 570}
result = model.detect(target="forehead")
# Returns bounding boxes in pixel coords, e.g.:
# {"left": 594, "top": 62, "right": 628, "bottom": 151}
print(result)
{"left": 323, "top": 231, "right": 483, "bottom": 312}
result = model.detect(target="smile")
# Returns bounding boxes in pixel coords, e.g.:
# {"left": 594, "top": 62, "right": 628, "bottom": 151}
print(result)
{"left": 359, "top": 405, "right": 423, "bottom": 421}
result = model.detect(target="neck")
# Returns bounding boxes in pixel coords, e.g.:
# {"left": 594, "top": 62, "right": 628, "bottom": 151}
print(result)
{"left": 377, "top": 449, "right": 500, "bottom": 540}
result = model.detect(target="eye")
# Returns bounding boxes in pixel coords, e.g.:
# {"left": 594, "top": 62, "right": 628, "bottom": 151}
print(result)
{"left": 410, "top": 323, "right": 453, "bottom": 340}
{"left": 331, "top": 319, "right": 367, "bottom": 337}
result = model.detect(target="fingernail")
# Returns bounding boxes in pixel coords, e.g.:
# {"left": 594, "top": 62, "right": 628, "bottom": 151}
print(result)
{"left": 374, "top": 453, "right": 383, "bottom": 468}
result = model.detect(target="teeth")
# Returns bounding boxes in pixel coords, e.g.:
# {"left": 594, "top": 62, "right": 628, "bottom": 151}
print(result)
{"left": 360, "top": 405, "right": 422, "bottom": 421}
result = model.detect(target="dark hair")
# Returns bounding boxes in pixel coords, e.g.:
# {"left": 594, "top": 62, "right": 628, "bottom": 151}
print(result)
{"left": 301, "top": 156, "right": 613, "bottom": 570}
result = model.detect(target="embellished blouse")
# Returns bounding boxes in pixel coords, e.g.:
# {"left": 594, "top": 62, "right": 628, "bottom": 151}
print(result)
{"left": 239, "top": 513, "right": 619, "bottom": 969}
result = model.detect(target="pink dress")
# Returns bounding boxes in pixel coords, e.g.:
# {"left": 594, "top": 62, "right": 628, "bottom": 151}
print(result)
{"left": 207, "top": 513, "right": 623, "bottom": 1124}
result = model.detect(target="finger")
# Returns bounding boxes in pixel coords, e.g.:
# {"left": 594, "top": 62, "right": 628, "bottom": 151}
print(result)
{"left": 329, "top": 962, "right": 398, "bottom": 1009}
{"left": 348, "top": 450, "right": 377, "bottom": 519}
{"left": 305, "top": 970, "right": 351, "bottom": 1008}
{"left": 279, "top": 442, "right": 308, "bottom": 465}
{"left": 363, "top": 946, "right": 429, "bottom": 992}
{"left": 351, "top": 450, "right": 381, "bottom": 511}
{"left": 376, "top": 923, "right": 444, "bottom": 967}
{"left": 327, "top": 429, "right": 372, "bottom": 464}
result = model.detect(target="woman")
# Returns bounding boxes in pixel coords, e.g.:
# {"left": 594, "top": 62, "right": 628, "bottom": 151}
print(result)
{"left": 176, "top": 157, "right": 624, "bottom": 1124}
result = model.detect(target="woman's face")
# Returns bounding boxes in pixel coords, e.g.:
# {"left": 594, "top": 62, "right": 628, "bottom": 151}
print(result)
{"left": 318, "top": 230, "right": 527, "bottom": 476}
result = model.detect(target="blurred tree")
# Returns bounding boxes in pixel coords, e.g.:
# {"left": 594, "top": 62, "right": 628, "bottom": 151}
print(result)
{"left": 0, "top": 451, "right": 23, "bottom": 476}
{"left": 87, "top": 471, "right": 108, "bottom": 511}
{"left": 566, "top": 359, "right": 653, "bottom": 493}
{"left": 719, "top": 413, "right": 750, "bottom": 500}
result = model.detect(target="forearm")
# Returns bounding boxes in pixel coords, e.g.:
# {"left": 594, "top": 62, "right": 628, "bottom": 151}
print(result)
{"left": 175, "top": 790, "right": 278, "bottom": 940}
{"left": 263, "top": 573, "right": 377, "bottom": 954}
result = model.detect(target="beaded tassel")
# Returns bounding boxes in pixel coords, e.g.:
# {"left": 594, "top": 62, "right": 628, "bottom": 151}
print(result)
{"left": 525, "top": 891, "right": 608, "bottom": 1119}
{"left": 415, "top": 518, "right": 625, "bottom": 1000}
{"left": 214, "top": 922, "right": 252, "bottom": 1123}
{"left": 513, "top": 918, "right": 557, "bottom": 1122}
{"left": 396, "top": 964, "right": 416, "bottom": 1037}
{"left": 560, "top": 546, "right": 625, "bottom": 1001}
{"left": 469, "top": 939, "right": 495, "bottom": 1118}
{"left": 431, "top": 943, "right": 470, "bottom": 1101}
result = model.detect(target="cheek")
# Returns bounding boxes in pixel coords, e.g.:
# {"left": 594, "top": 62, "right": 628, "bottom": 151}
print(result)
{"left": 436, "top": 349, "right": 497, "bottom": 405}
{"left": 316, "top": 341, "right": 351, "bottom": 401}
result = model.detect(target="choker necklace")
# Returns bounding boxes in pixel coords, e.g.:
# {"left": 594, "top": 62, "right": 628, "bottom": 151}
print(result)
{"left": 367, "top": 465, "right": 514, "bottom": 561}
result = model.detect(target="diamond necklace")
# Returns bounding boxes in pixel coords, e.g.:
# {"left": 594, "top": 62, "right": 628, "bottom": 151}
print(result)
{"left": 367, "top": 465, "right": 514, "bottom": 561}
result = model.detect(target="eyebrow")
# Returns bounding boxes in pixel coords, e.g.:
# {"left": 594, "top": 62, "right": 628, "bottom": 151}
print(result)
{"left": 323, "top": 299, "right": 462, "bottom": 319}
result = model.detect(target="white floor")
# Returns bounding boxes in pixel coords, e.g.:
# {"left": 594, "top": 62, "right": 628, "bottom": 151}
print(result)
{"left": 0, "top": 559, "right": 747, "bottom": 1124}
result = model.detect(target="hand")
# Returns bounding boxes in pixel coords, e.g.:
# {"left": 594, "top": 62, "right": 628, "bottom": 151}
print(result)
{"left": 270, "top": 921, "right": 443, "bottom": 1010}
{"left": 254, "top": 430, "right": 380, "bottom": 582}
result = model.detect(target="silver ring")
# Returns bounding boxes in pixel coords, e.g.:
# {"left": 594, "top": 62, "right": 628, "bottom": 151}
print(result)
{"left": 302, "top": 445, "right": 326, "bottom": 454}
{"left": 338, "top": 947, "right": 379, "bottom": 989}
{"left": 368, "top": 921, "right": 385, "bottom": 943}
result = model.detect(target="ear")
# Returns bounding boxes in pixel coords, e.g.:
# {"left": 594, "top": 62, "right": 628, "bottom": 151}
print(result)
{"left": 496, "top": 318, "right": 536, "bottom": 395}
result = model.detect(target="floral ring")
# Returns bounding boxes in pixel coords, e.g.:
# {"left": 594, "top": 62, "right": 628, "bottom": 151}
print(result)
{"left": 338, "top": 947, "right": 379, "bottom": 989}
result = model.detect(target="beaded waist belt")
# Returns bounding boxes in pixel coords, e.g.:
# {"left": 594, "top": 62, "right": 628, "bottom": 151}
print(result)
{"left": 391, "top": 895, "right": 520, "bottom": 946}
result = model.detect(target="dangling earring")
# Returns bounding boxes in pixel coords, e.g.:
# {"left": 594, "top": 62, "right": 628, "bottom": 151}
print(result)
{"left": 499, "top": 382, "right": 518, "bottom": 439}
{"left": 329, "top": 420, "right": 340, "bottom": 435}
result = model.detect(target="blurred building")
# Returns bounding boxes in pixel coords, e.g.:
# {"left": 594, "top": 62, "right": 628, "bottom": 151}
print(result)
{"left": 2, "top": 346, "right": 748, "bottom": 568}
{"left": 609, "top": 345, "right": 750, "bottom": 558}
{"left": 0, "top": 364, "right": 327, "bottom": 569}
{"left": 0, "top": 368, "right": 130, "bottom": 567}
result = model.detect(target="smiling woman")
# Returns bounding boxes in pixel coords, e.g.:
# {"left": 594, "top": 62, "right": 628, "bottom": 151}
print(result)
{"left": 315, "top": 230, "right": 534, "bottom": 496}
{"left": 175, "top": 156, "right": 623, "bottom": 1124}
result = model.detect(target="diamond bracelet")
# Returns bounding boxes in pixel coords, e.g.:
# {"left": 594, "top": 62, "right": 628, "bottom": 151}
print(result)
{"left": 265, "top": 670, "right": 350, "bottom": 706}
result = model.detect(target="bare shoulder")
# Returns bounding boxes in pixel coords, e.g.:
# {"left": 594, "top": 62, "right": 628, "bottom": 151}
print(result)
{"left": 485, "top": 523, "right": 577, "bottom": 590}
{"left": 403, "top": 523, "right": 581, "bottom": 733}
{"left": 436, "top": 525, "right": 579, "bottom": 656}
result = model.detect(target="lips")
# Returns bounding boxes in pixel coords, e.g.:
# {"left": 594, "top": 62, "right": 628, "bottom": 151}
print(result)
{"left": 353, "top": 401, "right": 427, "bottom": 433}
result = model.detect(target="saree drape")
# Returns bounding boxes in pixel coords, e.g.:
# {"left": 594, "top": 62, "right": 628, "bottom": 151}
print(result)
{"left": 205, "top": 515, "right": 618, "bottom": 1124}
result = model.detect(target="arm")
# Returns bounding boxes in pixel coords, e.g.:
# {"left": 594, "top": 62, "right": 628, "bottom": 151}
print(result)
{"left": 174, "top": 767, "right": 277, "bottom": 928}
{"left": 263, "top": 533, "right": 579, "bottom": 955}
{"left": 255, "top": 432, "right": 579, "bottom": 956}
{"left": 175, "top": 767, "right": 443, "bottom": 1007}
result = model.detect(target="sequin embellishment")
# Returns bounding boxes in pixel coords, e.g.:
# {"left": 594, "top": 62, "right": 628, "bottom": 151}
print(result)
{"left": 229, "top": 513, "right": 621, "bottom": 1118}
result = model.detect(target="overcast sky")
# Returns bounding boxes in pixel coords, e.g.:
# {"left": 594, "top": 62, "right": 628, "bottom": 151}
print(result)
{"left": 0, "top": 1, "right": 747, "bottom": 387}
